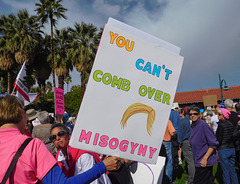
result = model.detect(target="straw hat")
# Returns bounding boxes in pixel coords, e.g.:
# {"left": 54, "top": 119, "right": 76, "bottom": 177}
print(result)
{"left": 26, "top": 109, "right": 39, "bottom": 121}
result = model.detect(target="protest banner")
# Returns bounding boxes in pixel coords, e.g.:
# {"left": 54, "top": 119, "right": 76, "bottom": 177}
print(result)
{"left": 70, "top": 18, "right": 184, "bottom": 164}
{"left": 203, "top": 95, "right": 218, "bottom": 107}
{"left": 54, "top": 87, "right": 65, "bottom": 116}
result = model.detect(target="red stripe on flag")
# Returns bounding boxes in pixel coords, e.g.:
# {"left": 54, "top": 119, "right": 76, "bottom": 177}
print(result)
{"left": 15, "top": 84, "right": 30, "bottom": 102}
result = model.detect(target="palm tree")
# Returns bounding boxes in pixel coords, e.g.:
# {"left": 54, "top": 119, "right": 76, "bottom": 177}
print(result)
{"left": 9, "top": 10, "right": 43, "bottom": 64}
{"left": 8, "top": 9, "right": 43, "bottom": 89}
{"left": 0, "top": 14, "right": 17, "bottom": 93}
{"left": 54, "top": 28, "right": 73, "bottom": 90}
{"left": 68, "top": 22, "right": 100, "bottom": 99}
{"left": 64, "top": 75, "right": 72, "bottom": 93}
{"left": 34, "top": 34, "right": 52, "bottom": 94}
{"left": 35, "top": 0, "right": 67, "bottom": 88}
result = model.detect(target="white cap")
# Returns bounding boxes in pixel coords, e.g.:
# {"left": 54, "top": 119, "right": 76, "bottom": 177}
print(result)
{"left": 171, "top": 103, "right": 179, "bottom": 110}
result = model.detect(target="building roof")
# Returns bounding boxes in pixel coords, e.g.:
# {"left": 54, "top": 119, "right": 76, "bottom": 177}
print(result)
{"left": 174, "top": 85, "right": 240, "bottom": 104}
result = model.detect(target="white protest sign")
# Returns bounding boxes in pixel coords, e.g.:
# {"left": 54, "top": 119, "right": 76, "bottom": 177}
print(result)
{"left": 70, "top": 18, "right": 183, "bottom": 164}
{"left": 129, "top": 156, "right": 166, "bottom": 184}
{"left": 107, "top": 17, "right": 181, "bottom": 54}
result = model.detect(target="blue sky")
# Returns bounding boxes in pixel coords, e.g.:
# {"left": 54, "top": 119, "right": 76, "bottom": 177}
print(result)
{"left": 1, "top": 0, "right": 240, "bottom": 92}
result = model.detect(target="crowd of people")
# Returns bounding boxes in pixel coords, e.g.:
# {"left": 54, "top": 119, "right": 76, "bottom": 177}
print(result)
{"left": 162, "top": 99, "right": 240, "bottom": 184}
{"left": 1, "top": 94, "right": 240, "bottom": 184}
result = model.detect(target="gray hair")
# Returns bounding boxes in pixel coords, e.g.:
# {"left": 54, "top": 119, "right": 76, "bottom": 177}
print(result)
{"left": 224, "top": 99, "right": 233, "bottom": 108}
{"left": 50, "top": 123, "right": 70, "bottom": 135}
{"left": 38, "top": 111, "right": 49, "bottom": 124}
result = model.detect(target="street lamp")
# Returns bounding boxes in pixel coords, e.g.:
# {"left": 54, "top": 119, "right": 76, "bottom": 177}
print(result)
{"left": 219, "top": 74, "right": 229, "bottom": 103}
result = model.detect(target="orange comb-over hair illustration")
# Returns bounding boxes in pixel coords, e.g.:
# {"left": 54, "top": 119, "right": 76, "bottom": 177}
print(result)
{"left": 120, "top": 103, "right": 156, "bottom": 135}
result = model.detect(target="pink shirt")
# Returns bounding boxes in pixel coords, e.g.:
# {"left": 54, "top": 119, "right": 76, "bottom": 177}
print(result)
{"left": 0, "top": 128, "right": 57, "bottom": 184}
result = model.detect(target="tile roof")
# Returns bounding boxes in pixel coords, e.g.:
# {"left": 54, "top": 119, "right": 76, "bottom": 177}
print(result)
{"left": 174, "top": 85, "right": 240, "bottom": 104}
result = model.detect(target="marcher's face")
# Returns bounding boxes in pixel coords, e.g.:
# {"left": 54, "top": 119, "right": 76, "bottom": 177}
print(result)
{"left": 189, "top": 110, "right": 200, "bottom": 122}
{"left": 18, "top": 110, "right": 27, "bottom": 134}
{"left": 50, "top": 127, "right": 70, "bottom": 149}
{"left": 218, "top": 111, "right": 224, "bottom": 120}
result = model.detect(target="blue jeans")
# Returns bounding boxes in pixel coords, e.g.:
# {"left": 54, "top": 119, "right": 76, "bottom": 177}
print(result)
{"left": 218, "top": 148, "right": 239, "bottom": 184}
{"left": 163, "top": 141, "right": 173, "bottom": 182}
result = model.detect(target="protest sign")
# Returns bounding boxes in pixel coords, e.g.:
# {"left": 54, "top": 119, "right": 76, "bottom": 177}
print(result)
{"left": 70, "top": 18, "right": 184, "bottom": 164}
{"left": 129, "top": 156, "right": 166, "bottom": 184}
{"left": 203, "top": 95, "right": 218, "bottom": 107}
{"left": 54, "top": 87, "right": 65, "bottom": 115}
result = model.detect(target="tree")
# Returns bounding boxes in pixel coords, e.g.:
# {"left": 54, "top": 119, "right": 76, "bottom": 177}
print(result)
{"left": 64, "top": 75, "right": 72, "bottom": 93}
{"left": 69, "top": 22, "right": 100, "bottom": 99}
{"left": 10, "top": 10, "right": 43, "bottom": 65}
{"left": 35, "top": 0, "right": 67, "bottom": 88}
{"left": 0, "top": 14, "right": 17, "bottom": 93}
{"left": 0, "top": 10, "right": 43, "bottom": 92}
{"left": 9, "top": 9, "right": 43, "bottom": 89}
{"left": 34, "top": 34, "right": 52, "bottom": 94}
{"left": 46, "top": 81, "right": 53, "bottom": 93}
{"left": 54, "top": 28, "right": 73, "bottom": 90}
{"left": 64, "top": 85, "right": 81, "bottom": 114}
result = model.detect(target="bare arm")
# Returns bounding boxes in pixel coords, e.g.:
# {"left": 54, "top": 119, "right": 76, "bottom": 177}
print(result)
{"left": 200, "top": 147, "right": 214, "bottom": 167}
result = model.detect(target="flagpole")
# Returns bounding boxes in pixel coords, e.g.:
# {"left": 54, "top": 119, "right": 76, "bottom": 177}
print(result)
{"left": 11, "top": 84, "right": 16, "bottom": 95}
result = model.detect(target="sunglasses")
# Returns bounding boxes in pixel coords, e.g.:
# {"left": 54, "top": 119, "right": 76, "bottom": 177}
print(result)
{"left": 49, "top": 131, "right": 66, "bottom": 141}
{"left": 189, "top": 113, "right": 199, "bottom": 116}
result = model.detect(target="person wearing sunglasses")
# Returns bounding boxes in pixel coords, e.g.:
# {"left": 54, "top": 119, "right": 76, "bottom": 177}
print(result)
{"left": 216, "top": 108, "right": 238, "bottom": 184}
{"left": 188, "top": 105, "right": 219, "bottom": 184}
{"left": 50, "top": 123, "right": 112, "bottom": 184}
{"left": 0, "top": 95, "right": 119, "bottom": 184}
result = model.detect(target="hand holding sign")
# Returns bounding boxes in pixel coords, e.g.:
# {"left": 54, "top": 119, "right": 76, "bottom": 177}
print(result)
{"left": 103, "top": 156, "right": 122, "bottom": 171}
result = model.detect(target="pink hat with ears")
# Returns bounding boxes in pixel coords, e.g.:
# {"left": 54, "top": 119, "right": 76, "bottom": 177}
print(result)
{"left": 219, "top": 108, "right": 231, "bottom": 119}
{"left": 238, "top": 115, "right": 240, "bottom": 118}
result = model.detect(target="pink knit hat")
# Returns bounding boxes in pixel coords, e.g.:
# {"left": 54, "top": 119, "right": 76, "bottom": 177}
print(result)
{"left": 219, "top": 108, "right": 231, "bottom": 119}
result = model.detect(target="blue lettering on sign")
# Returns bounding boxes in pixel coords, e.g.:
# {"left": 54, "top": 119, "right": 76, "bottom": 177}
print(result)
{"left": 135, "top": 59, "right": 172, "bottom": 80}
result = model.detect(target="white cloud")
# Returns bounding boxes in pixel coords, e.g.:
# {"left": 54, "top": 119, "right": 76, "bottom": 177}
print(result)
{"left": 92, "top": 0, "right": 121, "bottom": 17}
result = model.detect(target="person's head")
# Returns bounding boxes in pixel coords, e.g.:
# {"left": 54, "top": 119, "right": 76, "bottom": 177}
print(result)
{"left": 218, "top": 108, "right": 231, "bottom": 120}
{"left": 50, "top": 123, "right": 70, "bottom": 150}
{"left": 26, "top": 109, "right": 39, "bottom": 121}
{"left": 188, "top": 105, "right": 200, "bottom": 122}
{"left": 68, "top": 117, "right": 76, "bottom": 125}
{"left": 179, "top": 108, "right": 184, "bottom": 118}
{"left": 206, "top": 111, "right": 213, "bottom": 117}
{"left": 64, "top": 112, "right": 69, "bottom": 121}
{"left": 235, "top": 103, "right": 240, "bottom": 112}
{"left": 38, "top": 111, "right": 50, "bottom": 124}
{"left": 184, "top": 106, "right": 189, "bottom": 115}
{"left": 0, "top": 95, "right": 26, "bottom": 133}
{"left": 224, "top": 99, "right": 233, "bottom": 110}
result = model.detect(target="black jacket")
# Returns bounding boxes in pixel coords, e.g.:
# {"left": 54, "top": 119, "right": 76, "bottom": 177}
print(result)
{"left": 216, "top": 119, "right": 234, "bottom": 150}
{"left": 233, "top": 124, "right": 240, "bottom": 151}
